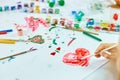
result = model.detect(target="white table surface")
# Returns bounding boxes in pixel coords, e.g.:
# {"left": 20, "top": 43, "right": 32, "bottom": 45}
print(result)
{"left": 0, "top": 0, "right": 119, "bottom": 80}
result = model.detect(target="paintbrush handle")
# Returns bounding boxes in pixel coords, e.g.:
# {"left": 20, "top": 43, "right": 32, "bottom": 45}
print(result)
{"left": 81, "top": 44, "right": 118, "bottom": 60}
{"left": 0, "top": 40, "right": 16, "bottom": 44}
{"left": 0, "top": 49, "right": 37, "bottom": 60}
{"left": 64, "top": 27, "right": 99, "bottom": 35}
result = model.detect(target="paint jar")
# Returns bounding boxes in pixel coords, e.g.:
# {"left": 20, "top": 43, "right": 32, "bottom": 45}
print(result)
{"left": 52, "top": 19, "right": 58, "bottom": 25}
{"left": 11, "top": 6, "right": 16, "bottom": 10}
{"left": 17, "top": 2, "right": 22, "bottom": 9}
{"left": 30, "top": 2, "right": 34, "bottom": 7}
{"left": 29, "top": 7, "right": 34, "bottom": 13}
{"left": 17, "top": 29, "right": 23, "bottom": 36}
{"left": 4, "top": 6, "right": 9, "bottom": 11}
{"left": 41, "top": 8, "right": 47, "bottom": 14}
{"left": 46, "top": 16, "right": 51, "bottom": 23}
{"left": 66, "top": 20, "right": 73, "bottom": 28}
{"left": 0, "top": 7, "right": 2, "bottom": 12}
{"left": 48, "top": 8, "right": 53, "bottom": 14}
{"left": 55, "top": 8, "right": 60, "bottom": 14}
{"left": 35, "top": 5, "right": 40, "bottom": 13}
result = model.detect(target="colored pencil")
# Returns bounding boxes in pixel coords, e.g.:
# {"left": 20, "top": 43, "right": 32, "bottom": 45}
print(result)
{"left": 80, "top": 44, "right": 118, "bottom": 60}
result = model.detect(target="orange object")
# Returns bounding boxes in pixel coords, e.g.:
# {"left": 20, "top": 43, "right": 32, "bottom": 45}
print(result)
{"left": 17, "top": 29, "right": 23, "bottom": 36}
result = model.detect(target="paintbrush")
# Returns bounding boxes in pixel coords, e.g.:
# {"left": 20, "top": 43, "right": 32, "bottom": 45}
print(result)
{"left": 80, "top": 44, "right": 118, "bottom": 60}
{"left": 0, "top": 48, "right": 37, "bottom": 60}
{"left": 63, "top": 27, "right": 99, "bottom": 35}
{"left": 0, "top": 39, "right": 31, "bottom": 44}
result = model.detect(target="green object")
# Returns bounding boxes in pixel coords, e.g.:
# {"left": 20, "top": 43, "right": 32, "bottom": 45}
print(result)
{"left": 83, "top": 31, "right": 102, "bottom": 41}
{"left": 55, "top": 8, "right": 60, "bottom": 14}
{"left": 76, "top": 11, "right": 84, "bottom": 21}
{"left": 49, "top": 26, "right": 56, "bottom": 31}
{"left": 74, "top": 24, "right": 79, "bottom": 29}
{"left": 28, "top": 35, "right": 44, "bottom": 44}
{"left": 58, "top": 0, "right": 65, "bottom": 6}
{"left": 49, "top": 2, "right": 55, "bottom": 7}
{"left": 0, "top": 7, "right": 2, "bottom": 12}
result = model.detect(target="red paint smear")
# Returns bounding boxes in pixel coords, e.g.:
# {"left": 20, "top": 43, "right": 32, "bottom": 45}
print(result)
{"left": 67, "top": 38, "right": 76, "bottom": 46}
{"left": 113, "top": 13, "right": 118, "bottom": 21}
{"left": 63, "top": 48, "right": 90, "bottom": 67}
{"left": 50, "top": 52, "right": 56, "bottom": 56}
{"left": 56, "top": 47, "right": 61, "bottom": 51}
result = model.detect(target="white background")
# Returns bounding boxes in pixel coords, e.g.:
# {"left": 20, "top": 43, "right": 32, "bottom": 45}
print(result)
{"left": 0, "top": 0, "right": 119, "bottom": 80}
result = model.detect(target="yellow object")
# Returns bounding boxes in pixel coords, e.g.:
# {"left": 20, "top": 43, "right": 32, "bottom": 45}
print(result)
{"left": 0, "top": 39, "right": 16, "bottom": 44}
{"left": 35, "top": 5, "right": 40, "bottom": 13}
{"left": 100, "top": 23, "right": 109, "bottom": 28}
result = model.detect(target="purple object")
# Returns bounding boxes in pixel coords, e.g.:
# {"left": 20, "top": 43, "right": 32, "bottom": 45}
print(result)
{"left": 41, "top": 0, "right": 44, "bottom": 2}
{"left": 17, "top": 4, "right": 22, "bottom": 9}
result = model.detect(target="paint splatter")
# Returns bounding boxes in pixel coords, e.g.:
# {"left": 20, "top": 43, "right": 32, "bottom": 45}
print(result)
{"left": 56, "top": 47, "right": 61, "bottom": 51}
{"left": 50, "top": 52, "right": 56, "bottom": 56}
{"left": 50, "top": 47, "right": 61, "bottom": 56}
{"left": 28, "top": 35, "right": 44, "bottom": 44}
{"left": 63, "top": 48, "right": 90, "bottom": 66}
{"left": 48, "top": 45, "right": 52, "bottom": 48}
{"left": 8, "top": 56, "right": 15, "bottom": 61}
{"left": 67, "top": 38, "right": 76, "bottom": 46}
{"left": 49, "top": 26, "right": 56, "bottom": 31}
{"left": 52, "top": 39, "right": 57, "bottom": 45}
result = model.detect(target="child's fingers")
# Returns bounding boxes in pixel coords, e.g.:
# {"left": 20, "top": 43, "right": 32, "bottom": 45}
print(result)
{"left": 100, "top": 51, "right": 111, "bottom": 59}
{"left": 94, "top": 43, "right": 115, "bottom": 58}
{"left": 94, "top": 44, "right": 106, "bottom": 58}
{"left": 95, "top": 43, "right": 106, "bottom": 53}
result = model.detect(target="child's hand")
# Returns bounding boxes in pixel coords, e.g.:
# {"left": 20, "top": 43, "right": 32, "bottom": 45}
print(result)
{"left": 94, "top": 43, "right": 118, "bottom": 60}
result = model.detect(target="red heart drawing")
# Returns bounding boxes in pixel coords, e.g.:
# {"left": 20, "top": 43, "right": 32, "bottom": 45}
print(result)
{"left": 63, "top": 48, "right": 90, "bottom": 66}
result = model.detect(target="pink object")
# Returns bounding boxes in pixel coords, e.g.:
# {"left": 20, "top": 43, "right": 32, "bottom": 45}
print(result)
{"left": 94, "top": 26, "right": 101, "bottom": 31}
{"left": 63, "top": 48, "right": 90, "bottom": 66}
{"left": 17, "top": 29, "right": 23, "bottom": 36}
{"left": 25, "top": 16, "right": 39, "bottom": 32}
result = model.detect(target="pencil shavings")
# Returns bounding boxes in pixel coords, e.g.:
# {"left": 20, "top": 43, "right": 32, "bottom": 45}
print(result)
{"left": 63, "top": 48, "right": 90, "bottom": 67}
{"left": 28, "top": 35, "right": 44, "bottom": 44}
